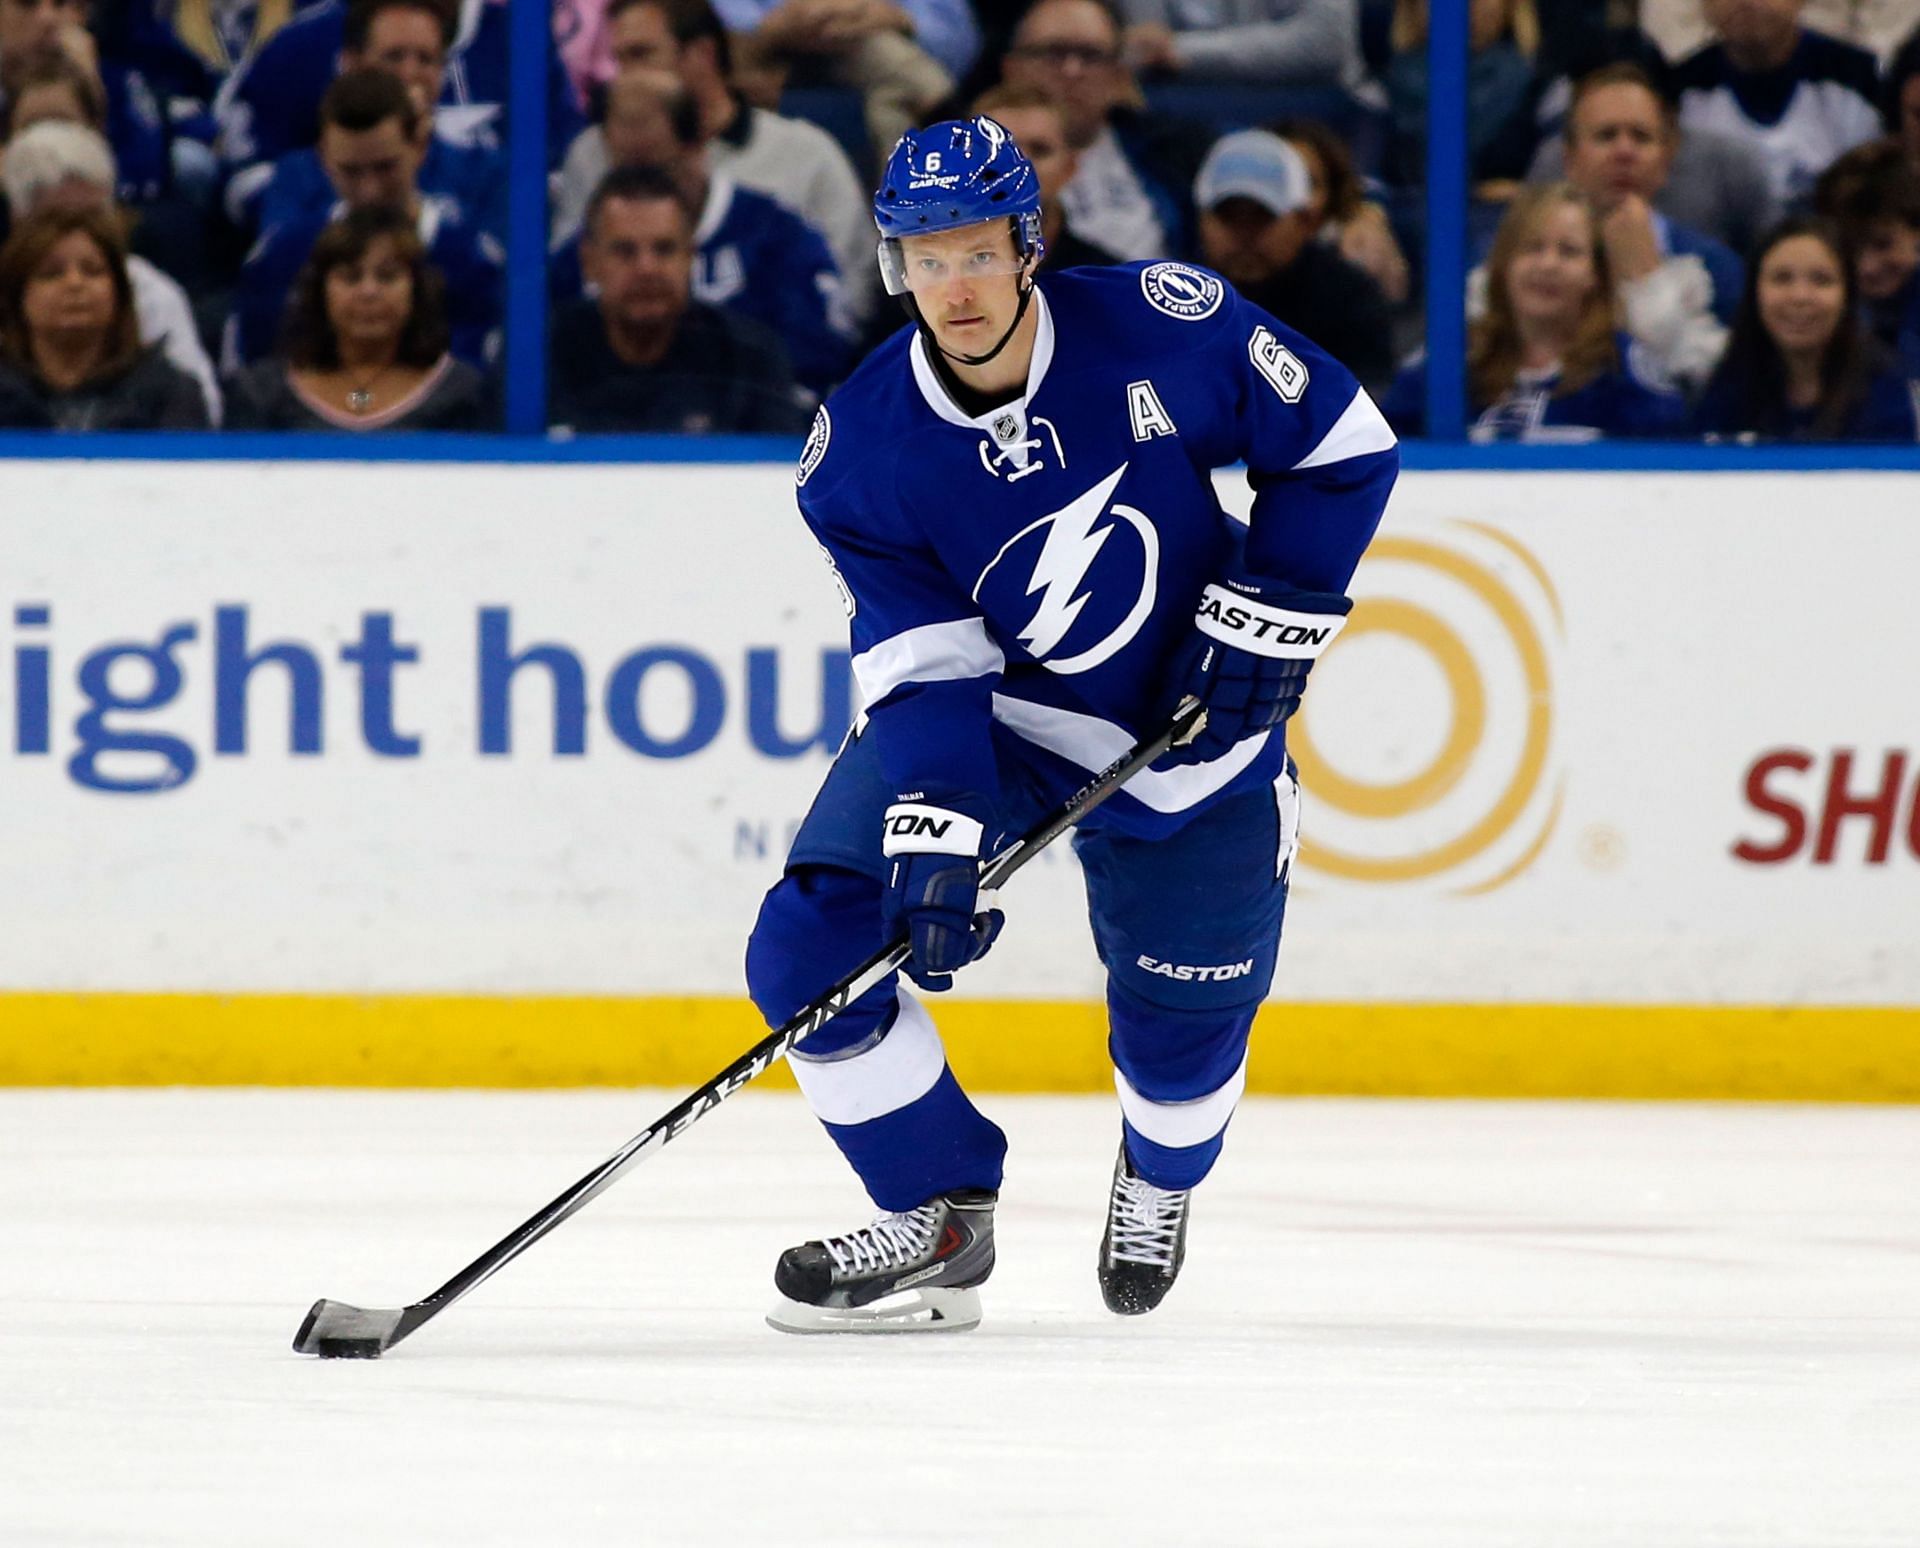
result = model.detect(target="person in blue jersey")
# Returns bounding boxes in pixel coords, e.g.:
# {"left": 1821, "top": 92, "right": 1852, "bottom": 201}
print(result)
{"left": 547, "top": 69, "right": 851, "bottom": 391}
{"left": 744, "top": 116, "right": 1398, "bottom": 1333}
{"left": 1385, "top": 183, "right": 1688, "bottom": 441}
{"left": 1558, "top": 63, "right": 1744, "bottom": 389}
{"left": 1693, "top": 217, "right": 1920, "bottom": 442}
{"left": 230, "top": 67, "right": 501, "bottom": 368}
{"left": 237, "top": 0, "right": 507, "bottom": 241}
{"left": 214, "top": 0, "right": 582, "bottom": 213}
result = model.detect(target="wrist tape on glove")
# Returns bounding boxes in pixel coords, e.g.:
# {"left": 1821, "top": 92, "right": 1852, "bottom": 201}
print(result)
{"left": 1194, "top": 585, "right": 1348, "bottom": 659}
{"left": 882, "top": 801, "right": 985, "bottom": 857}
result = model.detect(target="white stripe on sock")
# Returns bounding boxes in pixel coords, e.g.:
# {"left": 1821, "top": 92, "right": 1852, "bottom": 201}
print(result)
{"left": 1114, "top": 1055, "right": 1249, "bottom": 1150}
{"left": 790, "top": 990, "right": 946, "bottom": 1127}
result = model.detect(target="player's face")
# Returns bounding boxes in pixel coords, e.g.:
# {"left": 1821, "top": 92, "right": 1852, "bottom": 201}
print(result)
{"left": 0, "top": 0, "right": 84, "bottom": 57}
{"left": 1197, "top": 198, "right": 1309, "bottom": 286}
{"left": 609, "top": 3, "right": 679, "bottom": 74}
{"left": 359, "top": 8, "right": 448, "bottom": 114}
{"left": 324, "top": 234, "right": 415, "bottom": 351}
{"left": 586, "top": 195, "right": 694, "bottom": 329}
{"left": 1855, "top": 219, "right": 1920, "bottom": 302}
{"left": 897, "top": 222, "right": 1028, "bottom": 348}
{"left": 320, "top": 116, "right": 428, "bottom": 211}
{"left": 1703, "top": 0, "right": 1802, "bottom": 54}
{"left": 21, "top": 229, "right": 115, "bottom": 344}
{"left": 1757, "top": 233, "right": 1846, "bottom": 353}
{"left": 1004, "top": 0, "right": 1123, "bottom": 148}
{"left": 988, "top": 106, "right": 1075, "bottom": 203}
{"left": 1503, "top": 201, "right": 1600, "bottom": 327}
{"left": 1565, "top": 83, "right": 1674, "bottom": 207}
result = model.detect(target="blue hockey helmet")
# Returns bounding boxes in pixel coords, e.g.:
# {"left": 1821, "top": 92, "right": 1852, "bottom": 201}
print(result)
{"left": 873, "top": 116, "right": 1045, "bottom": 297}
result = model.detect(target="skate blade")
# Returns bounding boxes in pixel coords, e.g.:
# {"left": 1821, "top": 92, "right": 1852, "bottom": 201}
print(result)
{"left": 765, "top": 1285, "right": 983, "bottom": 1335}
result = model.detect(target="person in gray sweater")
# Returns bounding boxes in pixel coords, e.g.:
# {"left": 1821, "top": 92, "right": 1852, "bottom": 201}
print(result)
{"left": 1118, "top": 0, "right": 1366, "bottom": 89}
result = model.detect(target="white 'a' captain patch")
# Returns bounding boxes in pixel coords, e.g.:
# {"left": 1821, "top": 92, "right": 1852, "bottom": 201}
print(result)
{"left": 1127, "top": 380, "right": 1176, "bottom": 441}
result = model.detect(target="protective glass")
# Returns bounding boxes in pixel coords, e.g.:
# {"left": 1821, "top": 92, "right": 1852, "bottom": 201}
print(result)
{"left": 878, "top": 238, "right": 1031, "bottom": 297}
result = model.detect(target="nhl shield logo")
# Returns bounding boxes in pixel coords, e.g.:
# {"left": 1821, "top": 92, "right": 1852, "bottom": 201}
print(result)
{"left": 992, "top": 413, "right": 1020, "bottom": 443}
{"left": 1139, "top": 262, "right": 1225, "bottom": 321}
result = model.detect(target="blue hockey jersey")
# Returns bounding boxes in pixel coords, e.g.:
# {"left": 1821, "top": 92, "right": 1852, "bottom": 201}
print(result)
{"left": 249, "top": 135, "right": 508, "bottom": 243}
{"left": 796, "top": 261, "right": 1399, "bottom": 840}
{"left": 551, "top": 174, "right": 853, "bottom": 392}
{"left": 213, "top": 0, "right": 582, "bottom": 195}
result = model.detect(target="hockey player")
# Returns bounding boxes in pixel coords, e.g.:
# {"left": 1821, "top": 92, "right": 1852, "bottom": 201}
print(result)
{"left": 745, "top": 115, "right": 1398, "bottom": 1333}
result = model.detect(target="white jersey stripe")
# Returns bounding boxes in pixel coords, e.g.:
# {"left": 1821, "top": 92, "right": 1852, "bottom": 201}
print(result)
{"left": 1114, "top": 1056, "right": 1249, "bottom": 1149}
{"left": 789, "top": 990, "right": 946, "bottom": 1126}
{"left": 851, "top": 618, "right": 1006, "bottom": 709}
{"left": 1292, "top": 386, "right": 1397, "bottom": 470}
{"left": 988, "top": 694, "right": 1268, "bottom": 813}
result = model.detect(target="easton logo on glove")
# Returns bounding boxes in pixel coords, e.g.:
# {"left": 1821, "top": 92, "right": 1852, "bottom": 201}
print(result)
{"left": 882, "top": 802, "right": 986, "bottom": 856}
{"left": 1194, "top": 584, "right": 1347, "bottom": 658}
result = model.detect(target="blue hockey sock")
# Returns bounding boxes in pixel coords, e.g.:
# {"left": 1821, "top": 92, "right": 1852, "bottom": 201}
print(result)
{"left": 823, "top": 1064, "right": 1007, "bottom": 1213}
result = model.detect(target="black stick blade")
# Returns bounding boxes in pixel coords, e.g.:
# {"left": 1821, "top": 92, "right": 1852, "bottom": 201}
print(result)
{"left": 294, "top": 1299, "right": 406, "bottom": 1358}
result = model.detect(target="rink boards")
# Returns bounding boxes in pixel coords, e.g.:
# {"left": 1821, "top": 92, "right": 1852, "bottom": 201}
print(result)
{"left": 1, "top": 460, "right": 1915, "bottom": 1095}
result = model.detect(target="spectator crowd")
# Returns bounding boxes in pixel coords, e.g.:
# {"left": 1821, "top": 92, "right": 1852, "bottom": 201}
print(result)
{"left": 2, "top": 0, "right": 1920, "bottom": 440}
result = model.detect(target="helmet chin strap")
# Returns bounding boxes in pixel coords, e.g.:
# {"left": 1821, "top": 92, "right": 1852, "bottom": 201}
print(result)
{"left": 904, "top": 266, "right": 1038, "bottom": 371}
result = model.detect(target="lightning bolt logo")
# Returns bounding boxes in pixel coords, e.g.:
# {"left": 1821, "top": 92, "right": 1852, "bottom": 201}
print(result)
{"left": 972, "top": 464, "right": 1160, "bottom": 676}
{"left": 1018, "top": 464, "right": 1127, "bottom": 658}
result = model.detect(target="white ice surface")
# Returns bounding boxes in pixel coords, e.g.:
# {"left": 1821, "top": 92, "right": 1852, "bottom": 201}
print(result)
{"left": 3, "top": 1091, "right": 1918, "bottom": 1546}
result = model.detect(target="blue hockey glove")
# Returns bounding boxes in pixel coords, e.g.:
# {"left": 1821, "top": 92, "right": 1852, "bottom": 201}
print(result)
{"left": 1157, "top": 578, "right": 1352, "bottom": 768}
{"left": 880, "top": 800, "right": 1005, "bottom": 993}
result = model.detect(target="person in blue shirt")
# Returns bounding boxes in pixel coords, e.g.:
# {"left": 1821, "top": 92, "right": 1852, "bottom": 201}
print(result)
{"left": 548, "top": 69, "right": 851, "bottom": 390}
{"left": 1693, "top": 216, "right": 1920, "bottom": 443}
{"left": 745, "top": 116, "right": 1397, "bottom": 1334}
{"left": 230, "top": 67, "right": 501, "bottom": 366}
{"left": 1387, "top": 182, "right": 1688, "bottom": 441}
{"left": 214, "top": 0, "right": 581, "bottom": 215}
{"left": 1557, "top": 61, "right": 1743, "bottom": 389}
{"left": 234, "top": 0, "right": 507, "bottom": 240}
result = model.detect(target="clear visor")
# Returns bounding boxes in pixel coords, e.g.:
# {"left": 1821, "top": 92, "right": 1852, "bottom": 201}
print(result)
{"left": 878, "top": 236, "right": 1031, "bottom": 297}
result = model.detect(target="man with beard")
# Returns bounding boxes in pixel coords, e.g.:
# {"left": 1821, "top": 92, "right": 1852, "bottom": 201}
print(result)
{"left": 547, "top": 164, "right": 813, "bottom": 433}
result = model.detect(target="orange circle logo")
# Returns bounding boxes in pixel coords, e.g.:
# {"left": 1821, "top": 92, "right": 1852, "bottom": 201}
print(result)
{"left": 1290, "top": 522, "right": 1564, "bottom": 892}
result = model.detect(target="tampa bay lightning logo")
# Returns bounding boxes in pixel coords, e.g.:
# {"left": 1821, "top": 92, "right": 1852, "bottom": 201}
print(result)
{"left": 796, "top": 404, "right": 831, "bottom": 486}
{"left": 1140, "top": 262, "right": 1224, "bottom": 321}
{"left": 971, "top": 464, "right": 1159, "bottom": 674}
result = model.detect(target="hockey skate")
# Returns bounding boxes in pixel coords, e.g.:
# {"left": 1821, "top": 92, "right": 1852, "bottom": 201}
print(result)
{"left": 766, "top": 1188, "right": 996, "bottom": 1334}
{"left": 1097, "top": 1143, "right": 1192, "bottom": 1315}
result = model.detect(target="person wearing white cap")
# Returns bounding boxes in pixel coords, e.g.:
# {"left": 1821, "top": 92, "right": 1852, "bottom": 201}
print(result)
{"left": 1194, "top": 127, "right": 1394, "bottom": 393}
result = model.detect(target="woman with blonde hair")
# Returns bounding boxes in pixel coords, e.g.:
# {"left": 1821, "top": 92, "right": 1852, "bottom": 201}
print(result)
{"left": 1382, "top": 182, "right": 1686, "bottom": 439}
{"left": 0, "top": 204, "right": 208, "bottom": 428}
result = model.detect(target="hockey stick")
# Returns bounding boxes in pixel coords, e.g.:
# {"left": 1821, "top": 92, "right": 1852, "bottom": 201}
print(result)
{"left": 293, "top": 700, "right": 1206, "bottom": 1358}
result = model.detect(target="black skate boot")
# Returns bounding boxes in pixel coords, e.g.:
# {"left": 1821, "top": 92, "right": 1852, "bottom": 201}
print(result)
{"left": 1097, "top": 1143, "right": 1192, "bottom": 1315}
{"left": 767, "top": 1188, "right": 996, "bottom": 1334}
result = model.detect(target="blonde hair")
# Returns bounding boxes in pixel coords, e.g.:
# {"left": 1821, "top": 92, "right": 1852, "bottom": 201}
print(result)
{"left": 173, "top": 0, "right": 293, "bottom": 70}
{"left": 1470, "top": 183, "right": 1618, "bottom": 406}
{"left": 1391, "top": 0, "right": 1539, "bottom": 57}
